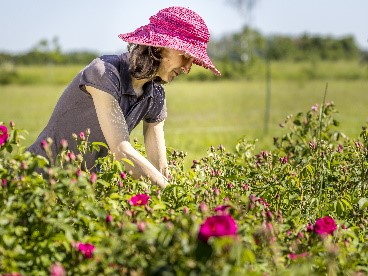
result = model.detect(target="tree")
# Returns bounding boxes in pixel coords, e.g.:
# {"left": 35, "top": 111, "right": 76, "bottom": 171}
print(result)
{"left": 226, "top": 0, "right": 261, "bottom": 63}
{"left": 227, "top": 0, "right": 258, "bottom": 20}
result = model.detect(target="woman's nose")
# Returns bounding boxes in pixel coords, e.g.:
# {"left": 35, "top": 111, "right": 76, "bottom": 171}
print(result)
{"left": 181, "top": 58, "right": 194, "bottom": 74}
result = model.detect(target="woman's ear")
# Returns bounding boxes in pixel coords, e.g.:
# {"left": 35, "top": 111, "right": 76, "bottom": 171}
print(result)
{"left": 149, "top": 47, "right": 162, "bottom": 61}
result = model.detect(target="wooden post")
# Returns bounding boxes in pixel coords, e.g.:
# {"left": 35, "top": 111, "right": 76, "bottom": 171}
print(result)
{"left": 264, "top": 58, "right": 271, "bottom": 134}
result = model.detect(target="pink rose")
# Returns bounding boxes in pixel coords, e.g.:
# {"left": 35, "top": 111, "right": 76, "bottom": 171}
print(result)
{"left": 79, "top": 132, "right": 85, "bottom": 140}
{"left": 289, "top": 252, "right": 309, "bottom": 260}
{"left": 198, "top": 214, "right": 237, "bottom": 243}
{"left": 49, "top": 263, "right": 66, "bottom": 276}
{"left": 199, "top": 202, "right": 208, "bottom": 213}
{"left": 306, "top": 222, "right": 314, "bottom": 232}
{"left": 314, "top": 216, "right": 337, "bottom": 235}
{"left": 120, "top": 172, "right": 127, "bottom": 179}
{"left": 2, "top": 179, "right": 7, "bottom": 187}
{"left": 41, "top": 139, "right": 48, "bottom": 150}
{"left": 78, "top": 243, "right": 95, "bottom": 259}
{"left": 0, "top": 125, "right": 9, "bottom": 146}
{"left": 214, "top": 205, "right": 231, "bottom": 214}
{"left": 60, "top": 139, "right": 68, "bottom": 149}
{"left": 213, "top": 188, "right": 220, "bottom": 196}
{"left": 129, "top": 194, "right": 150, "bottom": 206}
{"left": 89, "top": 172, "right": 97, "bottom": 184}
{"left": 106, "top": 214, "right": 113, "bottom": 223}
{"left": 280, "top": 156, "right": 288, "bottom": 164}
{"left": 137, "top": 221, "right": 146, "bottom": 232}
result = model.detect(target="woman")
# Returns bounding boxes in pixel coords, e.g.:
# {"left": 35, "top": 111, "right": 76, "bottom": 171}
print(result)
{"left": 27, "top": 6, "right": 221, "bottom": 188}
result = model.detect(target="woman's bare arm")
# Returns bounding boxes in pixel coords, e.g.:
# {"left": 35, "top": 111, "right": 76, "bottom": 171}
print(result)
{"left": 85, "top": 85, "right": 168, "bottom": 188}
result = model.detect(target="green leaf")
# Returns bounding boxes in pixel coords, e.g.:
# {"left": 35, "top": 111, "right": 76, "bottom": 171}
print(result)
{"left": 0, "top": 217, "right": 9, "bottom": 225}
{"left": 340, "top": 198, "right": 353, "bottom": 210}
{"left": 3, "top": 234, "right": 16, "bottom": 247}
{"left": 109, "top": 192, "right": 123, "bottom": 200}
{"left": 152, "top": 202, "right": 167, "bottom": 210}
{"left": 121, "top": 157, "right": 134, "bottom": 167}
{"left": 114, "top": 160, "right": 123, "bottom": 172}
{"left": 358, "top": 198, "right": 368, "bottom": 210}
{"left": 92, "top": 141, "right": 108, "bottom": 149}
{"left": 241, "top": 249, "right": 256, "bottom": 264}
{"left": 97, "top": 179, "right": 111, "bottom": 187}
{"left": 305, "top": 164, "right": 315, "bottom": 177}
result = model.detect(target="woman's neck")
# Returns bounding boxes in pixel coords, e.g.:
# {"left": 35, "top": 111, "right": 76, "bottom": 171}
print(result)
{"left": 132, "top": 77, "right": 149, "bottom": 98}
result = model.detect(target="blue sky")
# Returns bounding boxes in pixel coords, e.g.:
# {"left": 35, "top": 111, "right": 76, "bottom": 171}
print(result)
{"left": 0, "top": 0, "right": 367, "bottom": 54}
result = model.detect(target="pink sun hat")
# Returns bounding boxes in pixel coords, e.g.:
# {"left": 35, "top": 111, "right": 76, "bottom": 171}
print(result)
{"left": 118, "top": 6, "right": 221, "bottom": 76}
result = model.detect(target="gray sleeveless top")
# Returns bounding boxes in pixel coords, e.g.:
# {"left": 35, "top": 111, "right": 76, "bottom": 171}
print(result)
{"left": 27, "top": 53, "right": 167, "bottom": 170}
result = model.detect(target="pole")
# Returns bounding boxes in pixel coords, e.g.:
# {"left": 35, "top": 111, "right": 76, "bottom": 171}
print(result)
{"left": 264, "top": 58, "right": 271, "bottom": 134}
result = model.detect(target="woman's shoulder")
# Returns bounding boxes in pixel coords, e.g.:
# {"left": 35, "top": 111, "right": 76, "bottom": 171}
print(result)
{"left": 152, "top": 82, "right": 165, "bottom": 96}
{"left": 98, "top": 53, "right": 128, "bottom": 71}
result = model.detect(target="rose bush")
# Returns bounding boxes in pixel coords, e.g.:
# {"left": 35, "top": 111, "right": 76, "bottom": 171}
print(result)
{"left": 1, "top": 102, "right": 368, "bottom": 275}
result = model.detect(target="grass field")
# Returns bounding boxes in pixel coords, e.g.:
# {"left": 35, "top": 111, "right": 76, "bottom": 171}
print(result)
{"left": 1, "top": 62, "right": 367, "bottom": 168}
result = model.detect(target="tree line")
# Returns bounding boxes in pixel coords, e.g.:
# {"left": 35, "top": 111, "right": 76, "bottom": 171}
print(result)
{"left": 208, "top": 26, "right": 364, "bottom": 63}
{"left": 0, "top": 28, "right": 365, "bottom": 66}
{"left": 0, "top": 37, "right": 99, "bottom": 66}
{"left": 0, "top": 29, "right": 366, "bottom": 83}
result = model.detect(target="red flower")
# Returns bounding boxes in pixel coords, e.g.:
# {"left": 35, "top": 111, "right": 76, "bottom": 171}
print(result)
{"left": 78, "top": 243, "right": 95, "bottom": 259}
{"left": 129, "top": 194, "right": 150, "bottom": 206}
{"left": 314, "top": 216, "right": 337, "bottom": 236}
{"left": 0, "top": 125, "right": 9, "bottom": 146}
{"left": 198, "top": 214, "right": 237, "bottom": 243}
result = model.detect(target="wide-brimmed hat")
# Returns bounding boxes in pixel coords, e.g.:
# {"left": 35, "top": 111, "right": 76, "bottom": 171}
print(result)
{"left": 118, "top": 6, "right": 221, "bottom": 76}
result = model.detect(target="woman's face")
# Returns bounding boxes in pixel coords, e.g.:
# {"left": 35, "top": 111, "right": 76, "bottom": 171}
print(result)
{"left": 155, "top": 48, "right": 194, "bottom": 83}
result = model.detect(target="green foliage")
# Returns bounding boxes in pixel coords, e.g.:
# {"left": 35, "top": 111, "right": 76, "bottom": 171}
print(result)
{"left": 1, "top": 101, "right": 368, "bottom": 274}
{"left": 0, "top": 69, "right": 18, "bottom": 85}
{"left": 0, "top": 30, "right": 365, "bottom": 82}
{"left": 0, "top": 38, "right": 98, "bottom": 67}
{"left": 209, "top": 28, "right": 362, "bottom": 63}
{"left": 264, "top": 34, "right": 361, "bottom": 61}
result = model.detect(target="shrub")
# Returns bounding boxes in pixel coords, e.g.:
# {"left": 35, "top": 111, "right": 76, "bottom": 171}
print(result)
{"left": 0, "top": 101, "right": 368, "bottom": 275}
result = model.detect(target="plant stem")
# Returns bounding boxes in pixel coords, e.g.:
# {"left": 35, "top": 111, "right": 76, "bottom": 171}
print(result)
{"left": 317, "top": 83, "right": 328, "bottom": 207}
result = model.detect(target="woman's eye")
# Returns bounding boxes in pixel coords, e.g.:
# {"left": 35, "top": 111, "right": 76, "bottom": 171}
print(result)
{"left": 180, "top": 54, "right": 191, "bottom": 60}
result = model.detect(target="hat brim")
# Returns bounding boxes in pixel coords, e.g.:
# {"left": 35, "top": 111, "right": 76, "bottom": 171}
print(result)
{"left": 119, "top": 30, "right": 221, "bottom": 76}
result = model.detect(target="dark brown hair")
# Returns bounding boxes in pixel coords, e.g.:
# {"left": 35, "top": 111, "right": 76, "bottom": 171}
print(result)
{"left": 127, "top": 44, "right": 164, "bottom": 83}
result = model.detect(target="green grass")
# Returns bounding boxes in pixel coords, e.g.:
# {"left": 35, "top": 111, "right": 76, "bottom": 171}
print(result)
{"left": 157, "top": 79, "right": 368, "bottom": 163}
{"left": 185, "top": 59, "right": 368, "bottom": 81}
{"left": 12, "top": 64, "right": 84, "bottom": 85}
{"left": 0, "top": 85, "right": 64, "bottom": 140}
{"left": 1, "top": 61, "right": 367, "bottom": 168}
